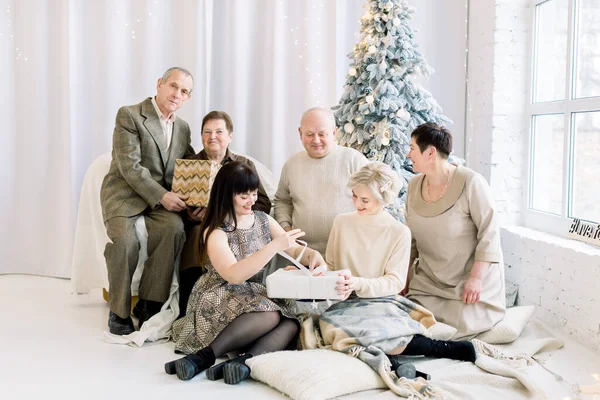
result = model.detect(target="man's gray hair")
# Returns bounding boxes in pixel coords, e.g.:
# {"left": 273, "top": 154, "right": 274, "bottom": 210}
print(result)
{"left": 299, "top": 107, "right": 336, "bottom": 128}
{"left": 161, "top": 67, "right": 194, "bottom": 93}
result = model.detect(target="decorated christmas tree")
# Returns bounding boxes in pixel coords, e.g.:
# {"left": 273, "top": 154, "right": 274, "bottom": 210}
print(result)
{"left": 333, "top": 0, "right": 451, "bottom": 216}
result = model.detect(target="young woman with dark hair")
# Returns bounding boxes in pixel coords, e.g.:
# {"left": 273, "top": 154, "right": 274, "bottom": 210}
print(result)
{"left": 165, "top": 161, "right": 325, "bottom": 384}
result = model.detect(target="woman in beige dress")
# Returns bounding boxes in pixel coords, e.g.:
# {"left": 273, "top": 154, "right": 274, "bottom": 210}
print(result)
{"left": 405, "top": 123, "right": 506, "bottom": 340}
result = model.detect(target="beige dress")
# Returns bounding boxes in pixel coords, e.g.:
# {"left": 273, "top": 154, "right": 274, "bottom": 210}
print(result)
{"left": 406, "top": 166, "right": 506, "bottom": 339}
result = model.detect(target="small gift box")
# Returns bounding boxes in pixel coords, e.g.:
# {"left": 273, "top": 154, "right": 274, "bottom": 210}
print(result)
{"left": 265, "top": 240, "right": 346, "bottom": 300}
{"left": 172, "top": 159, "right": 221, "bottom": 207}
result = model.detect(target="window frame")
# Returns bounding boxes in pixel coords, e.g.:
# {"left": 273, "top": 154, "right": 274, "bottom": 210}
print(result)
{"left": 525, "top": 0, "right": 600, "bottom": 237}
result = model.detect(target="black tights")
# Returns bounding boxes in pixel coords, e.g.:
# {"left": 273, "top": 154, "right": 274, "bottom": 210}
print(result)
{"left": 206, "top": 311, "right": 298, "bottom": 358}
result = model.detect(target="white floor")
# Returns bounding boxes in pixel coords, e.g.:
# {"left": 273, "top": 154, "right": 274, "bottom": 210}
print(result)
{"left": 1, "top": 274, "right": 599, "bottom": 400}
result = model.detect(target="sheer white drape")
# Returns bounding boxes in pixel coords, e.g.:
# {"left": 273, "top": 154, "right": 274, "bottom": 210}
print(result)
{"left": 0, "top": 0, "right": 364, "bottom": 277}
{"left": 1, "top": 0, "right": 465, "bottom": 278}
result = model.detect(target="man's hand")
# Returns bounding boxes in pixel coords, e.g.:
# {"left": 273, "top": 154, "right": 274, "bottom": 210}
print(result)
{"left": 187, "top": 207, "right": 207, "bottom": 222}
{"left": 160, "top": 192, "right": 188, "bottom": 212}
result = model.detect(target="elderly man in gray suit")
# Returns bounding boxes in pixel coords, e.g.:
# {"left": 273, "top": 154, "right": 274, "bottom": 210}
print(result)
{"left": 101, "top": 67, "right": 195, "bottom": 335}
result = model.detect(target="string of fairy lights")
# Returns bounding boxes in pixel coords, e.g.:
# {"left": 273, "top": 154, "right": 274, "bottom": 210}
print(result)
{"left": 3, "top": 0, "right": 472, "bottom": 147}
{"left": 2, "top": 3, "right": 28, "bottom": 62}
{"left": 283, "top": 0, "right": 327, "bottom": 106}
{"left": 463, "top": 0, "right": 474, "bottom": 165}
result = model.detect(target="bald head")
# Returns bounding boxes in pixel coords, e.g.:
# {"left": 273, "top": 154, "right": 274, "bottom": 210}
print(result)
{"left": 299, "top": 107, "right": 336, "bottom": 128}
{"left": 298, "top": 107, "right": 337, "bottom": 159}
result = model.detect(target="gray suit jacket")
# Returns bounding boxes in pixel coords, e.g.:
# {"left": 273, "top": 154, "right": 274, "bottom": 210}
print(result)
{"left": 101, "top": 97, "right": 195, "bottom": 222}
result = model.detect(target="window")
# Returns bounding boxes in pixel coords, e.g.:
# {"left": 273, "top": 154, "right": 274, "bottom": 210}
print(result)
{"left": 527, "top": 0, "right": 600, "bottom": 236}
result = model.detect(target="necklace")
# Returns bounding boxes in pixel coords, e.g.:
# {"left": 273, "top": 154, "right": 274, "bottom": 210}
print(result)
{"left": 424, "top": 169, "right": 452, "bottom": 203}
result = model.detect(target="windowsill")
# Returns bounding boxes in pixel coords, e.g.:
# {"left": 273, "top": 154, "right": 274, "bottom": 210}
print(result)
{"left": 501, "top": 225, "right": 600, "bottom": 257}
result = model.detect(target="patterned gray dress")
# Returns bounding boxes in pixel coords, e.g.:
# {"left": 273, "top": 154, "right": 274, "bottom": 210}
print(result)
{"left": 172, "top": 211, "right": 297, "bottom": 354}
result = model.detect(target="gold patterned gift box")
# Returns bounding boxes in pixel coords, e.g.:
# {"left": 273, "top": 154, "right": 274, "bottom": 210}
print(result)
{"left": 172, "top": 159, "right": 221, "bottom": 207}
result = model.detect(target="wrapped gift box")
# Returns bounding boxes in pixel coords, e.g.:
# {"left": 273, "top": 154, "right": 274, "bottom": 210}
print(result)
{"left": 266, "top": 269, "right": 346, "bottom": 300}
{"left": 172, "top": 159, "right": 221, "bottom": 207}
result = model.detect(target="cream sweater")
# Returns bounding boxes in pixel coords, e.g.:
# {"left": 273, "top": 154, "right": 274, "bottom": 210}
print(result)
{"left": 274, "top": 145, "right": 367, "bottom": 255}
{"left": 325, "top": 211, "right": 411, "bottom": 298}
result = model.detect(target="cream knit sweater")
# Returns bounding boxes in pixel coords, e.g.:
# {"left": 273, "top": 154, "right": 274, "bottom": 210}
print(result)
{"left": 274, "top": 145, "right": 367, "bottom": 255}
{"left": 326, "top": 211, "right": 411, "bottom": 298}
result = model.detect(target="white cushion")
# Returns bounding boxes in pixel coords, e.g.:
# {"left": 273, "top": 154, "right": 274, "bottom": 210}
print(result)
{"left": 246, "top": 349, "right": 385, "bottom": 400}
{"left": 426, "top": 322, "right": 457, "bottom": 341}
{"left": 476, "top": 306, "right": 535, "bottom": 344}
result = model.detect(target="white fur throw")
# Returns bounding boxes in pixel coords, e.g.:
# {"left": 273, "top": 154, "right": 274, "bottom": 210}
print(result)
{"left": 476, "top": 305, "right": 535, "bottom": 344}
{"left": 246, "top": 349, "right": 386, "bottom": 400}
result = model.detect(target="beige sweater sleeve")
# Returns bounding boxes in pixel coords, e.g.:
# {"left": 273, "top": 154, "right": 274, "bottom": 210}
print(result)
{"left": 355, "top": 231, "right": 411, "bottom": 298}
{"left": 467, "top": 174, "right": 502, "bottom": 263}
{"left": 274, "top": 163, "right": 293, "bottom": 228}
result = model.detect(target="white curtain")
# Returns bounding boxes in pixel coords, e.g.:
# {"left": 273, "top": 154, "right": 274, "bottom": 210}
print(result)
{"left": 0, "top": 0, "right": 465, "bottom": 278}
{"left": 0, "top": 0, "right": 364, "bottom": 277}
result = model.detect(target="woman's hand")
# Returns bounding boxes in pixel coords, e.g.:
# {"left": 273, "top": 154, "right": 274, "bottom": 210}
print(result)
{"left": 462, "top": 277, "right": 482, "bottom": 304}
{"left": 272, "top": 228, "right": 306, "bottom": 252}
{"left": 336, "top": 270, "right": 358, "bottom": 300}
{"left": 187, "top": 207, "right": 207, "bottom": 222}
{"left": 307, "top": 250, "right": 326, "bottom": 275}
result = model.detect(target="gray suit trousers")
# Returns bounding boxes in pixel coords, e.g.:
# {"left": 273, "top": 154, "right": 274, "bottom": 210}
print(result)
{"left": 104, "top": 207, "right": 185, "bottom": 319}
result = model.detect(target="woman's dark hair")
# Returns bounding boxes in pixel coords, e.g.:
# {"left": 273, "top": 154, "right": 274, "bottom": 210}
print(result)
{"left": 202, "top": 110, "right": 234, "bottom": 133}
{"left": 197, "top": 161, "right": 260, "bottom": 264}
{"left": 410, "top": 122, "right": 453, "bottom": 159}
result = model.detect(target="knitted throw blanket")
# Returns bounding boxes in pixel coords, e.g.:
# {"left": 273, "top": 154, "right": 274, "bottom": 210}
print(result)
{"left": 316, "top": 295, "right": 448, "bottom": 399}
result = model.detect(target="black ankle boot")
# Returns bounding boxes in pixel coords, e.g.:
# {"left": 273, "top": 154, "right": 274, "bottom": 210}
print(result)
{"left": 171, "top": 347, "right": 216, "bottom": 381}
{"left": 206, "top": 354, "right": 253, "bottom": 381}
{"left": 223, "top": 358, "right": 252, "bottom": 385}
{"left": 404, "top": 335, "right": 476, "bottom": 362}
{"left": 395, "top": 363, "right": 416, "bottom": 379}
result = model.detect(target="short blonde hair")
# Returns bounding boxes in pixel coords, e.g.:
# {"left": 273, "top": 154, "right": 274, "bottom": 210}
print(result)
{"left": 347, "top": 162, "right": 401, "bottom": 206}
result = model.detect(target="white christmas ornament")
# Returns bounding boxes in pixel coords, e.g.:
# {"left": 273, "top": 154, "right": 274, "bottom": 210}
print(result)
{"left": 366, "top": 95, "right": 374, "bottom": 104}
{"left": 368, "top": 45, "right": 377, "bottom": 54}
{"left": 349, "top": 67, "right": 357, "bottom": 76}
{"left": 344, "top": 122, "right": 355, "bottom": 133}
{"left": 384, "top": 2, "right": 393, "bottom": 10}
{"left": 396, "top": 108, "right": 410, "bottom": 121}
{"left": 393, "top": 18, "right": 400, "bottom": 26}
{"left": 381, "top": 136, "right": 390, "bottom": 146}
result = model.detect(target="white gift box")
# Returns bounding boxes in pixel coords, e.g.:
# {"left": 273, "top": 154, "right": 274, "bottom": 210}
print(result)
{"left": 266, "top": 269, "right": 346, "bottom": 300}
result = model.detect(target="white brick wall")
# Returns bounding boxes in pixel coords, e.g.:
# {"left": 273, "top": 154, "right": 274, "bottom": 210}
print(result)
{"left": 502, "top": 226, "right": 600, "bottom": 352}
{"left": 467, "top": 0, "right": 600, "bottom": 351}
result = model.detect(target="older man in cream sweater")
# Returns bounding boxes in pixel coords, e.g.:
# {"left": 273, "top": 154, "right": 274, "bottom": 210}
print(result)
{"left": 274, "top": 107, "right": 367, "bottom": 255}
